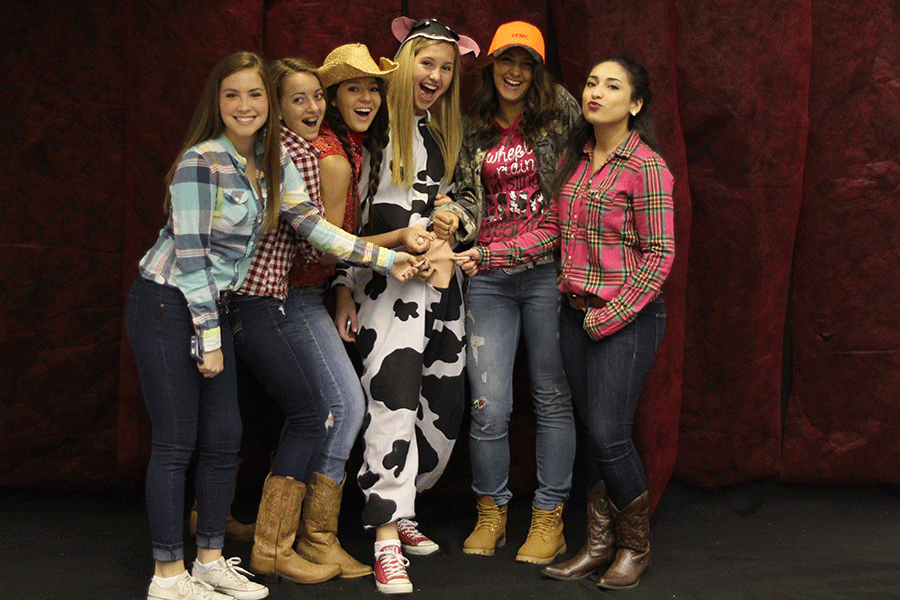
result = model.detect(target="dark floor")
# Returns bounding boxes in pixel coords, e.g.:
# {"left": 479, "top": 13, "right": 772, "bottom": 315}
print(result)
{"left": 3, "top": 480, "right": 900, "bottom": 600}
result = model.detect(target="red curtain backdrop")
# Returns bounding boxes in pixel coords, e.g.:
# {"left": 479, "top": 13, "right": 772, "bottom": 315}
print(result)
{"left": 2, "top": 1, "right": 898, "bottom": 506}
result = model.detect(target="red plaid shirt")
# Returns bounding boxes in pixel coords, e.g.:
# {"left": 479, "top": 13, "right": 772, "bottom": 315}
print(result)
{"left": 236, "top": 125, "right": 323, "bottom": 300}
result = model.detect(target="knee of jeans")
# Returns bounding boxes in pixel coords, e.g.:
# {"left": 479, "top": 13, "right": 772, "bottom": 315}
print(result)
{"left": 151, "top": 438, "right": 196, "bottom": 463}
{"left": 594, "top": 438, "right": 634, "bottom": 464}
{"left": 330, "top": 400, "right": 365, "bottom": 436}
{"left": 469, "top": 397, "right": 510, "bottom": 439}
{"left": 532, "top": 385, "right": 573, "bottom": 414}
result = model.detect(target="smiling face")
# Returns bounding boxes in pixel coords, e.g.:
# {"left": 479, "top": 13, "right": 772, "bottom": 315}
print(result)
{"left": 492, "top": 47, "right": 535, "bottom": 110}
{"left": 581, "top": 61, "right": 642, "bottom": 132}
{"left": 278, "top": 71, "right": 325, "bottom": 142}
{"left": 219, "top": 68, "right": 268, "bottom": 149}
{"left": 411, "top": 41, "right": 456, "bottom": 114}
{"left": 334, "top": 77, "right": 382, "bottom": 134}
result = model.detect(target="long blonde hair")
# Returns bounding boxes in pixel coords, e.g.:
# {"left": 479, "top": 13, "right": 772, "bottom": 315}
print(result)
{"left": 387, "top": 38, "right": 462, "bottom": 187}
{"left": 164, "top": 52, "right": 282, "bottom": 232}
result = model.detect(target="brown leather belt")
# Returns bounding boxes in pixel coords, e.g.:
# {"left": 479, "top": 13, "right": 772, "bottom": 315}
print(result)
{"left": 567, "top": 294, "right": 607, "bottom": 311}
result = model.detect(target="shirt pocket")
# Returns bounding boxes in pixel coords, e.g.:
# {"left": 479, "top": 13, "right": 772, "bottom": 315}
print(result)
{"left": 585, "top": 187, "right": 627, "bottom": 267}
{"left": 215, "top": 188, "right": 254, "bottom": 235}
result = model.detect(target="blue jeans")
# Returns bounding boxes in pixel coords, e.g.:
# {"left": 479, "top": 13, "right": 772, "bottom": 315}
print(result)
{"left": 466, "top": 263, "right": 575, "bottom": 510}
{"left": 125, "top": 277, "right": 241, "bottom": 561}
{"left": 559, "top": 296, "right": 666, "bottom": 510}
{"left": 285, "top": 285, "right": 366, "bottom": 483}
{"left": 227, "top": 294, "right": 329, "bottom": 482}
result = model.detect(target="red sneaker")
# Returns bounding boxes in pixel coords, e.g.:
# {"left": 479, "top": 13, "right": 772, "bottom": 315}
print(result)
{"left": 374, "top": 544, "right": 412, "bottom": 594}
{"left": 397, "top": 519, "right": 439, "bottom": 556}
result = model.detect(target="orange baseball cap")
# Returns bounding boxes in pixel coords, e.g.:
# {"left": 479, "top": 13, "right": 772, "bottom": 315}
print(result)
{"left": 487, "top": 21, "right": 545, "bottom": 63}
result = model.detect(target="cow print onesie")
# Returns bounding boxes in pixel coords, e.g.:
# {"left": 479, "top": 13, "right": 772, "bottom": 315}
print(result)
{"left": 336, "top": 116, "right": 466, "bottom": 528}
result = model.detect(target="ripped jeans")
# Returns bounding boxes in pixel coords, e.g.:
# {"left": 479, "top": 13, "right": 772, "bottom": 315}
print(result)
{"left": 465, "top": 263, "right": 575, "bottom": 510}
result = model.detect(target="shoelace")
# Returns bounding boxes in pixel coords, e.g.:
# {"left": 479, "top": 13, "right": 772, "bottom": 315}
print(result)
{"left": 179, "top": 575, "right": 218, "bottom": 599}
{"left": 218, "top": 557, "right": 254, "bottom": 583}
{"left": 474, "top": 505, "right": 503, "bottom": 531}
{"left": 529, "top": 510, "right": 561, "bottom": 537}
{"left": 397, "top": 519, "right": 427, "bottom": 542}
{"left": 376, "top": 547, "right": 410, "bottom": 578}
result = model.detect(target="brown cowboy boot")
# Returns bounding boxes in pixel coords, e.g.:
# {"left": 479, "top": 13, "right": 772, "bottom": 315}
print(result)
{"left": 542, "top": 480, "right": 616, "bottom": 580}
{"left": 249, "top": 474, "right": 342, "bottom": 584}
{"left": 598, "top": 491, "right": 650, "bottom": 589}
{"left": 295, "top": 473, "right": 372, "bottom": 578}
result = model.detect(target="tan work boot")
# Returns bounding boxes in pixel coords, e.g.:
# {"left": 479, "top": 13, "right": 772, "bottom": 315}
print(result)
{"left": 598, "top": 491, "right": 650, "bottom": 590}
{"left": 295, "top": 473, "right": 372, "bottom": 578}
{"left": 515, "top": 503, "right": 566, "bottom": 564}
{"left": 462, "top": 496, "right": 507, "bottom": 556}
{"left": 543, "top": 481, "right": 616, "bottom": 579}
{"left": 249, "top": 474, "right": 342, "bottom": 584}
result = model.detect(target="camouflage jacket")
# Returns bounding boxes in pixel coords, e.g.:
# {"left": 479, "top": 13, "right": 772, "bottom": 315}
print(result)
{"left": 434, "top": 83, "right": 581, "bottom": 246}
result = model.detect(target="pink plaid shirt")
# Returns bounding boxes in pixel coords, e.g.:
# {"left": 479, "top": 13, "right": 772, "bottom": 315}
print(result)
{"left": 236, "top": 125, "right": 323, "bottom": 300}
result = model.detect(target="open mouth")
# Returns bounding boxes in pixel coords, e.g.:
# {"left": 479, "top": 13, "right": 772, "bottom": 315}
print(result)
{"left": 503, "top": 78, "right": 523, "bottom": 89}
{"left": 301, "top": 116, "right": 319, "bottom": 128}
{"left": 419, "top": 82, "right": 439, "bottom": 101}
{"left": 354, "top": 108, "right": 372, "bottom": 119}
{"left": 235, "top": 116, "right": 256, "bottom": 125}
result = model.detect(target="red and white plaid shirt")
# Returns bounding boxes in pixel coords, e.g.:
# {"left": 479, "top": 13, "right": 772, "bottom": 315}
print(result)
{"left": 236, "top": 125, "right": 323, "bottom": 300}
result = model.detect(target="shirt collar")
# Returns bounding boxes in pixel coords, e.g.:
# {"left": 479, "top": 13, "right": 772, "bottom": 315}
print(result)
{"left": 581, "top": 129, "right": 641, "bottom": 161}
{"left": 217, "top": 131, "right": 266, "bottom": 166}
{"left": 280, "top": 123, "right": 317, "bottom": 154}
{"left": 494, "top": 112, "right": 523, "bottom": 135}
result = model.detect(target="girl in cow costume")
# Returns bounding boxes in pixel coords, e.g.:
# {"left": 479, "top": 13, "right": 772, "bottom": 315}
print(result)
{"left": 333, "top": 17, "right": 479, "bottom": 595}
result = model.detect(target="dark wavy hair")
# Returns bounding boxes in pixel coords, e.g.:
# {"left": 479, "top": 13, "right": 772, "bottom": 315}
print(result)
{"left": 552, "top": 56, "right": 660, "bottom": 198}
{"left": 467, "top": 49, "right": 562, "bottom": 148}
{"left": 323, "top": 77, "right": 389, "bottom": 232}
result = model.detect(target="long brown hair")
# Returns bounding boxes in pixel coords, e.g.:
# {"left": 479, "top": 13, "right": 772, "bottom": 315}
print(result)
{"left": 468, "top": 51, "right": 561, "bottom": 148}
{"left": 552, "top": 56, "right": 660, "bottom": 199}
{"left": 164, "top": 52, "right": 282, "bottom": 232}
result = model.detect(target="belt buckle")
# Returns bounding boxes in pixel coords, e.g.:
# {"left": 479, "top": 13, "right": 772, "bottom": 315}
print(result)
{"left": 568, "top": 294, "right": 586, "bottom": 311}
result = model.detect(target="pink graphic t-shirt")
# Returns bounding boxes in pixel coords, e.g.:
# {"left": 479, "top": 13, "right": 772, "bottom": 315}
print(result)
{"left": 477, "top": 116, "right": 546, "bottom": 246}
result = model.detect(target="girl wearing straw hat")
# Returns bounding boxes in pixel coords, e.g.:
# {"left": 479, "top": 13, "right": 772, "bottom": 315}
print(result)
{"left": 277, "top": 45, "right": 431, "bottom": 580}
{"left": 332, "top": 17, "right": 479, "bottom": 594}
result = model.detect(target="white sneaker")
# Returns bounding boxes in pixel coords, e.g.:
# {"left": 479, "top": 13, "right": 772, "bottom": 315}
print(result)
{"left": 397, "top": 519, "right": 439, "bottom": 556}
{"left": 148, "top": 571, "right": 235, "bottom": 600}
{"left": 374, "top": 544, "right": 413, "bottom": 594}
{"left": 192, "top": 557, "right": 268, "bottom": 600}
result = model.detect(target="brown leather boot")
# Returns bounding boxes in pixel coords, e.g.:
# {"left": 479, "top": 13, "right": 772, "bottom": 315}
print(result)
{"left": 250, "top": 474, "right": 342, "bottom": 584}
{"left": 598, "top": 491, "right": 650, "bottom": 589}
{"left": 542, "top": 480, "right": 616, "bottom": 580}
{"left": 295, "top": 473, "right": 372, "bottom": 578}
{"left": 189, "top": 459, "right": 255, "bottom": 541}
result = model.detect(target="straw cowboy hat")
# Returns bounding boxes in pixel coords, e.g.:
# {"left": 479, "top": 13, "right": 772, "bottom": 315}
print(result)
{"left": 316, "top": 43, "right": 398, "bottom": 89}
